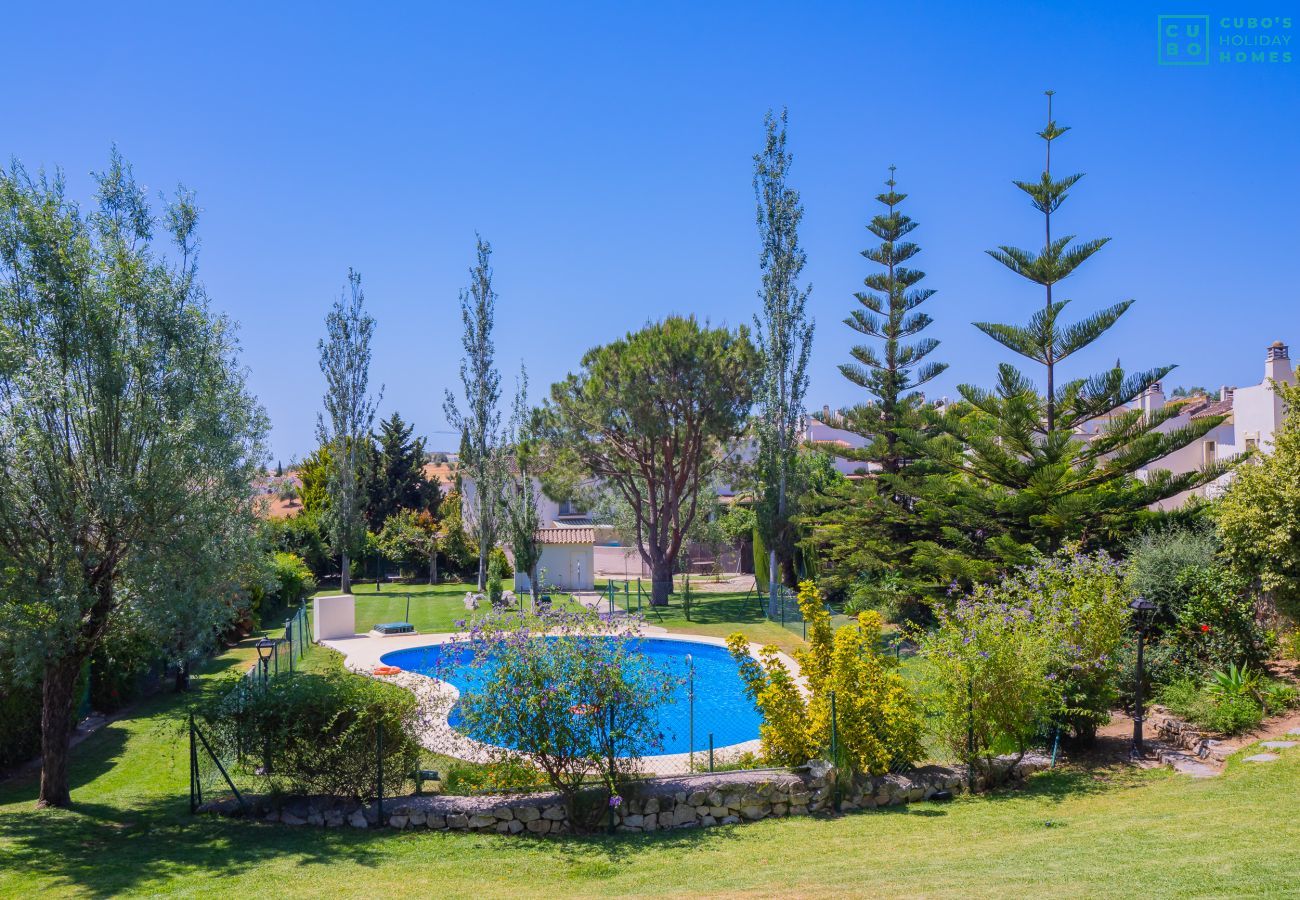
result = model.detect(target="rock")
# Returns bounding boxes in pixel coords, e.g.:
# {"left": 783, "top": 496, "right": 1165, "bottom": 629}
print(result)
{"left": 709, "top": 806, "right": 728, "bottom": 818}
{"left": 281, "top": 812, "right": 305, "bottom": 826}
{"left": 687, "top": 790, "right": 707, "bottom": 806}
{"left": 790, "top": 805, "right": 808, "bottom": 816}
{"left": 526, "top": 819, "right": 550, "bottom": 834}
{"left": 409, "top": 812, "right": 426, "bottom": 826}
{"left": 507, "top": 819, "right": 524, "bottom": 834}
{"left": 348, "top": 811, "right": 368, "bottom": 828}
{"left": 740, "top": 805, "right": 766, "bottom": 820}
{"left": 515, "top": 806, "right": 540, "bottom": 823}
{"left": 1244, "top": 753, "right": 1280, "bottom": 763}
{"left": 447, "top": 814, "right": 469, "bottom": 829}
{"left": 427, "top": 815, "right": 446, "bottom": 829}
{"left": 623, "top": 814, "right": 644, "bottom": 828}
{"left": 699, "top": 815, "right": 716, "bottom": 827}
{"left": 772, "top": 802, "right": 788, "bottom": 816}
{"left": 388, "top": 815, "right": 408, "bottom": 829}
{"left": 468, "top": 815, "right": 496, "bottom": 830}
{"left": 721, "top": 815, "right": 739, "bottom": 825}
{"left": 643, "top": 798, "right": 660, "bottom": 814}
{"left": 708, "top": 791, "right": 723, "bottom": 806}
{"left": 542, "top": 805, "right": 565, "bottom": 821}
{"left": 674, "top": 791, "right": 688, "bottom": 804}
{"left": 264, "top": 810, "right": 280, "bottom": 823}
{"left": 490, "top": 806, "right": 514, "bottom": 820}
{"left": 642, "top": 813, "right": 658, "bottom": 830}
{"left": 1260, "top": 741, "right": 1298, "bottom": 750}
{"left": 672, "top": 806, "right": 696, "bottom": 826}
{"left": 1288, "top": 728, "right": 1300, "bottom": 736}
{"left": 494, "top": 822, "right": 511, "bottom": 833}
{"left": 789, "top": 791, "right": 811, "bottom": 807}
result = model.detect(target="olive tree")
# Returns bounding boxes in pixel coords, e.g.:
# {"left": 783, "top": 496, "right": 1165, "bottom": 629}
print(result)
{"left": 0, "top": 153, "right": 267, "bottom": 807}
{"left": 545, "top": 317, "right": 757, "bottom": 606}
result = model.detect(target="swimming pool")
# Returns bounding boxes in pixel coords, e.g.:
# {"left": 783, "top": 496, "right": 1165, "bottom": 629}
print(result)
{"left": 380, "top": 637, "right": 762, "bottom": 755}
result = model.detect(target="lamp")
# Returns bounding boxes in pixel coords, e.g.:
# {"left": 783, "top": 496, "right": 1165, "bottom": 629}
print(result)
{"left": 1128, "top": 597, "right": 1157, "bottom": 757}
{"left": 256, "top": 638, "right": 276, "bottom": 685}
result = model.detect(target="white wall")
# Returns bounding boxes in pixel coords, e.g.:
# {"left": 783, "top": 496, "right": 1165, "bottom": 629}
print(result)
{"left": 515, "top": 544, "right": 594, "bottom": 592}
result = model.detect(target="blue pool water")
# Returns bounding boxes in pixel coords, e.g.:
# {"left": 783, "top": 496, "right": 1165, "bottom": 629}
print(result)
{"left": 380, "top": 637, "right": 762, "bottom": 754}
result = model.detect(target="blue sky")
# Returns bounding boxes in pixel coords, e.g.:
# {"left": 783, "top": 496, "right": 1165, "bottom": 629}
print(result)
{"left": 5, "top": 2, "right": 1297, "bottom": 463}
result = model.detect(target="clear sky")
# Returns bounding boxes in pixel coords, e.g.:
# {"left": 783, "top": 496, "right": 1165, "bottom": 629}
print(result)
{"left": 5, "top": 2, "right": 1297, "bottom": 463}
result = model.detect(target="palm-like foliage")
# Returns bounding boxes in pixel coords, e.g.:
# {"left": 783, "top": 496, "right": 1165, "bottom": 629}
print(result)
{"left": 926, "top": 93, "right": 1227, "bottom": 548}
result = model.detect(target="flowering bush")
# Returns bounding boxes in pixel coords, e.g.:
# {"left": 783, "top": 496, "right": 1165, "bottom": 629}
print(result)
{"left": 918, "top": 547, "right": 1132, "bottom": 773}
{"left": 435, "top": 607, "right": 676, "bottom": 830}
{"left": 727, "top": 581, "right": 922, "bottom": 776}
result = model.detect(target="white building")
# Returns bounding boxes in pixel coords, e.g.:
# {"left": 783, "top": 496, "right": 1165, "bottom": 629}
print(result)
{"left": 1121, "top": 340, "right": 1295, "bottom": 510}
{"left": 514, "top": 527, "right": 596, "bottom": 592}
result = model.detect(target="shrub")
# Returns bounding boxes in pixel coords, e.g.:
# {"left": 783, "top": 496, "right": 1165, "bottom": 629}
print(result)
{"left": 486, "top": 551, "right": 504, "bottom": 605}
{"left": 728, "top": 581, "right": 923, "bottom": 776}
{"left": 0, "top": 675, "right": 42, "bottom": 771}
{"left": 1126, "top": 526, "right": 1220, "bottom": 628}
{"left": 269, "top": 552, "right": 317, "bottom": 608}
{"left": 202, "top": 666, "right": 421, "bottom": 799}
{"left": 1171, "top": 564, "right": 1269, "bottom": 673}
{"left": 434, "top": 607, "right": 675, "bottom": 830}
{"left": 1157, "top": 677, "right": 1263, "bottom": 736}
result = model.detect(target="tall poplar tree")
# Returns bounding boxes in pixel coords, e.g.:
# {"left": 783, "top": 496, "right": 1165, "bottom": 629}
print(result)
{"left": 503, "top": 365, "right": 544, "bottom": 604}
{"left": 444, "top": 236, "right": 505, "bottom": 591}
{"left": 317, "top": 269, "right": 381, "bottom": 594}
{"left": 753, "top": 108, "right": 814, "bottom": 606}
{"left": 930, "top": 92, "right": 1226, "bottom": 546}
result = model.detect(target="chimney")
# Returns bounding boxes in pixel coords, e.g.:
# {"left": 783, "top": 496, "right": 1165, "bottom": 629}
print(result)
{"left": 822, "top": 404, "right": 831, "bottom": 424}
{"left": 1219, "top": 385, "right": 1235, "bottom": 403}
{"left": 1266, "top": 340, "right": 1293, "bottom": 384}
{"left": 1139, "top": 380, "right": 1165, "bottom": 415}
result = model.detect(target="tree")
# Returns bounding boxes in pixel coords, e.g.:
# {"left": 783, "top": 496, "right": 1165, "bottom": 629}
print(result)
{"left": 317, "top": 270, "right": 381, "bottom": 593}
{"left": 1215, "top": 379, "right": 1300, "bottom": 612}
{"left": 444, "top": 237, "right": 506, "bottom": 591}
{"left": 840, "top": 166, "right": 946, "bottom": 476}
{"left": 546, "top": 316, "right": 758, "bottom": 606}
{"left": 752, "top": 109, "right": 815, "bottom": 608}
{"left": 924, "top": 93, "right": 1226, "bottom": 549}
{"left": 503, "top": 367, "right": 545, "bottom": 603}
{"left": 0, "top": 153, "right": 267, "bottom": 806}
{"left": 368, "top": 411, "right": 434, "bottom": 527}
{"left": 378, "top": 508, "right": 442, "bottom": 584}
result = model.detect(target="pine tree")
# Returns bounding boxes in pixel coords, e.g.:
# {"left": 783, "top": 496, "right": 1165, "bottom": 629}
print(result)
{"left": 930, "top": 92, "right": 1226, "bottom": 548}
{"left": 368, "top": 411, "right": 432, "bottom": 527}
{"left": 839, "top": 166, "right": 946, "bottom": 475}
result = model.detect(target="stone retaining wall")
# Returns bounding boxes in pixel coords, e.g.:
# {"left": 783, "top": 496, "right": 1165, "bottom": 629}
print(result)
{"left": 200, "top": 755, "right": 1049, "bottom": 835}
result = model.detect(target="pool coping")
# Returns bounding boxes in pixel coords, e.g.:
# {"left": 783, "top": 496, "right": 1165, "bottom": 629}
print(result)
{"left": 322, "top": 628, "right": 801, "bottom": 775}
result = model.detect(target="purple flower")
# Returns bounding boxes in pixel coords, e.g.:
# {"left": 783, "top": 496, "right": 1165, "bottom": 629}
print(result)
{"left": 608, "top": 795, "right": 623, "bottom": 808}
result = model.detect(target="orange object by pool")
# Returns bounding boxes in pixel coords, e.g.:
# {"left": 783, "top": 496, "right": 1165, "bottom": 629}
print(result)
{"left": 373, "top": 665, "right": 402, "bottom": 676}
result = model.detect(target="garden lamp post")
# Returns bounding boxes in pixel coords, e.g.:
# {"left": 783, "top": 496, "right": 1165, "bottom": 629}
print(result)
{"left": 255, "top": 638, "right": 275, "bottom": 687}
{"left": 1129, "top": 596, "right": 1157, "bottom": 757}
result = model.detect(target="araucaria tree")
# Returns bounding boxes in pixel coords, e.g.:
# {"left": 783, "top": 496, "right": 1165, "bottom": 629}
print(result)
{"left": 368, "top": 411, "right": 435, "bottom": 527}
{"left": 547, "top": 317, "right": 758, "bottom": 606}
{"left": 0, "top": 153, "right": 267, "bottom": 807}
{"left": 930, "top": 93, "right": 1226, "bottom": 547}
{"left": 444, "top": 236, "right": 505, "bottom": 591}
{"left": 317, "top": 269, "right": 381, "bottom": 594}
{"left": 752, "top": 108, "right": 814, "bottom": 605}
{"left": 840, "top": 167, "right": 946, "bottom": 476}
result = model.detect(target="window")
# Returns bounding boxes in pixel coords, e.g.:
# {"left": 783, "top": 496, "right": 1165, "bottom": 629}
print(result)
{"left": 1245, "top": 437, "right": 1259, "bottom": 452}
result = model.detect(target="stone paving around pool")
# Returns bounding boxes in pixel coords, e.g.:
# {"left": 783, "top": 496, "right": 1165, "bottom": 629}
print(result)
{"left": 322, "top": 627, "right": 800, "bottom": 774}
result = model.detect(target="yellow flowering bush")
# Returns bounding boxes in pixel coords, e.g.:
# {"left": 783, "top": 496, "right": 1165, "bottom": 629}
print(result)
{"left": 727, "top": 581, "right": 923, "bottom": 775}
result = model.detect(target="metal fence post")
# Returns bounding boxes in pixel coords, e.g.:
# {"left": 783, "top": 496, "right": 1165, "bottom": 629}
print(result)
{"left": 967, "top": 675, "right": 976, "bottom": 794}
{"left": 377, "top": 726, "right": 384, "bottom": 823}
{"left": 189, "top": 714, "right": 198, "bottom": 813}
{"left": 708, "top": 733, "right": 714, "bottom": 773}
{"left": 830, "top": 690, "right": 841, "bottom": 812}
{"left": 687, "top": 654, "right": 695, "bottom": 773}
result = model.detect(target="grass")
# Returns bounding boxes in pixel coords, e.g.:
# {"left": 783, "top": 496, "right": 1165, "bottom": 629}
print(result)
{"left": 310, "top": 581, "right": 585, "bottom": 635}
{"left": 5, "top": 636, "right": 1300, "bottom": 897}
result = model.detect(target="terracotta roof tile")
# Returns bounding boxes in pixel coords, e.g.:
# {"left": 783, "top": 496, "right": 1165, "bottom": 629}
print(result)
{"left": 535, "top": 527, "right": 595, "bottom": 545}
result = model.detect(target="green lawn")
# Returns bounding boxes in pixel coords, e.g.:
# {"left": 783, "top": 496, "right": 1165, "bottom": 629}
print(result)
{"left": 3, "top": 636, "right": 1300, "bottom": 897}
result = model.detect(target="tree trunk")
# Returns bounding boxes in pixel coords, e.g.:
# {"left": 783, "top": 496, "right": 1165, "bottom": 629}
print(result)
{"left": 780, "top": 554, "right": 798, "bottom": 590}
{"left": 37, "top": 655, "right": 82, "bottom": 808}
{"left": 767, "top": 548, "right": 779, "bottom": 618}
{"left": 528, "top": 564, "right": 540, "bottom": 608}
{"left": 428, "top": 551, "right": 438, "bottom": 586}
{"left": 174, "top": 659, "right": 190, "bottom": 693}
{"left": 649, "top": 559, "right": 674, "bottom": 607}
{"left": 477, "top": 545, "right": 487, "bottom": 592}
{"left": 341, "top": 549, "right": 351, "bottom": 594}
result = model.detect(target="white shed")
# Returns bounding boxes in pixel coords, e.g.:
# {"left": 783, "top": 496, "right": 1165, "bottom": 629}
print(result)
{"left": 515, "top": 527, "right": 595, "bottom": 592}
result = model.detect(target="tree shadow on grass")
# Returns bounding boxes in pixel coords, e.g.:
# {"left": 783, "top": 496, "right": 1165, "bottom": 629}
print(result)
{"left": 0, "top": 797, "right": 403, "bottom": 898}
{"left": 976, "top": 766, "right": 1141, "bottom": 806}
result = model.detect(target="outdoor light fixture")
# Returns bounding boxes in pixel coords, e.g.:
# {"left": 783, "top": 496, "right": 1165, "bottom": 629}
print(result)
{"left": 1128, "top": 597, "right": 1157, "bottom": 758}
{"left": 255, "top": 638, "right": 275, "bottom": 685}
